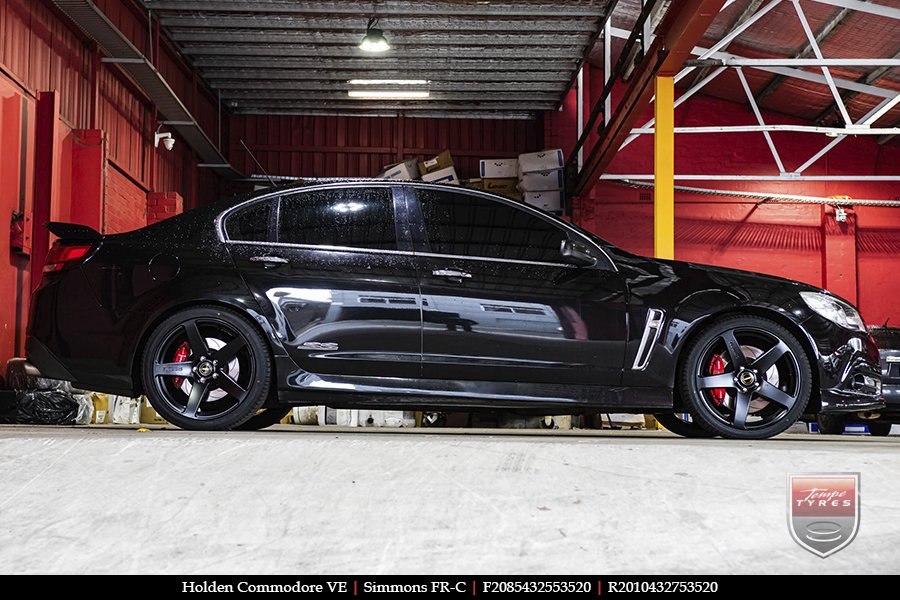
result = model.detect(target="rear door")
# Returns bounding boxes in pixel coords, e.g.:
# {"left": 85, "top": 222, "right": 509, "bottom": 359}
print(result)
{"left": 408, "top": 186, "right": 627, "bottom": 386}
{"left": 224, "top": 185, "right": 422, "bottom": 379}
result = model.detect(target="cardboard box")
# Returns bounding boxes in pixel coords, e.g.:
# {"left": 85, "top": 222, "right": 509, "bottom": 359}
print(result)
{"left": 418, "top": 150, "right": 454, "bottom": 176}
{"left": 479, "top": 158, "right": 518, "bottom": 179}
{"left": 462, "top": 178, "right": 483, "bottom": 190}
{"left": 140, "top": 396, "right": 167, "bottom": 425}
{"left": 421, "top": 165, "right": 460, "bottom": 185}
{"left": 524, "top": 190, "right": 562, "bottom": 212}
{"left": 518, "top": 149, "right": 565, "bottom": 174}
{"left": 377, "top": 158, "right": 419, "bottom": 180}
{"left": 519, "top": 169, "right": 564, "bottom": 192}
{"left": 482, "top": 177, "right": 518, "bottom": 194}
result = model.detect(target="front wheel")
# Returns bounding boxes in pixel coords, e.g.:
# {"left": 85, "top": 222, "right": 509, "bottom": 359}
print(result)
{"left": 654, "top": 413, "right": 716, "bottom": 438}
{"left": 680, "top": 315, "right": 812, "bottom": 440}
{"left": 141, "top": 306, "right": 272, "bottom": 430}
{"left": 867, "top": 422, "right": 892, "bottom": 437}
{"left": 816, "top": 413, "right": 847, "bottom": 435}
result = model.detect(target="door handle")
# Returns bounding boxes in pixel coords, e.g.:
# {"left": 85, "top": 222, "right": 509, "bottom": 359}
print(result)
{"left": 432, "top": 269, "right": 472, "bottom": 283}
{"left": 249, "top": 255, "right": 289, "bottom": 268}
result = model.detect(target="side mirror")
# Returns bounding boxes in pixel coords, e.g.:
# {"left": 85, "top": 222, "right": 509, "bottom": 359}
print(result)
{"left": 560, "top": 239, "right": 597, "bottom": 267}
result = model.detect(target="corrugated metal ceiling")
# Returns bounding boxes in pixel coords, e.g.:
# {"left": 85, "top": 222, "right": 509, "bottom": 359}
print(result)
{"left": 142, "top": 0, "right": 617, "bottom": 119}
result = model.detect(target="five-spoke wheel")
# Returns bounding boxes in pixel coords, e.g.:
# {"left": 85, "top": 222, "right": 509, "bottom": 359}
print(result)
{"left": 142, "top": 306, "right": 272, "bottom": 430}
{"left": 680, "top": 316, "right": 811, "bottom": 439}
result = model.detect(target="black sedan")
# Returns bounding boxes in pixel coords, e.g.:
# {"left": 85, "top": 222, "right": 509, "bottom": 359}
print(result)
{"left": 26, "top": 181, "right": 883, "bottom": 438}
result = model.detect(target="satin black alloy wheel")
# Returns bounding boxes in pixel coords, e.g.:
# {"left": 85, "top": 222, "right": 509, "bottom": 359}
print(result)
{"left": 234, "top": 406, "right": 293, "bottom": 430}
{"left": 867, "top": 422, "right": 892, "bottom": 437}
{"left": 142, "top": 306, "right": 272, "bottom": 430}
{"left": 816, "top": 412, "right": 847, "bottom": 435}
{"left": 654, "top": 412, "right": 716, "bottom": 438}
{"left": 680, "top": 316, "right": 812, "bottom": 440}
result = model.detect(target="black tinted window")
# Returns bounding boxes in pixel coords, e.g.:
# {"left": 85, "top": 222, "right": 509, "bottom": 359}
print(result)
{"left": 419, "top": 190, "right": 567, "bottom": 262}
{"left": 278, "top": 188, "right": 396, "bottom": 250}
{"left": 225, "top": 200, "right": 273, "bottom": 241}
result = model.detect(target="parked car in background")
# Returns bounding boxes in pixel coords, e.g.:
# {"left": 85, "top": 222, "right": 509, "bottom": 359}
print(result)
{"left": 817, "top": 327, "right": 897, "bottom": 436}
{"left": 25, "top": 181, "right": 883, "bottom": 439}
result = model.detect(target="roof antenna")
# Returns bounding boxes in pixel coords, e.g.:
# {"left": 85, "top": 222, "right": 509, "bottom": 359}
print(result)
{"left": 240, "top": 139, "right": 276, "bottom": 188}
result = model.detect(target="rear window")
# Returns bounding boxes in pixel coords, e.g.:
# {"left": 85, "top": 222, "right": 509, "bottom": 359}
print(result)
{"left": 225, "top": 200, "right": 273, "bottom": 242}
{"left": 277, "top": 188, "right": 396, "bottom": 250}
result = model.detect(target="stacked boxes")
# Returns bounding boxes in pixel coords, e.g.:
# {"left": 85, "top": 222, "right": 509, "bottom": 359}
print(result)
{"left": 376, "top": 158, "right": 419, "bottom": 180}
{"left": 419, "top": 150, "right": 460, "bottom": 185}
{"left": 479, "top": 158, "right": 520, "bottom": 199}
{"left": 517, "top": 149, "right": 565, "bottom": 212}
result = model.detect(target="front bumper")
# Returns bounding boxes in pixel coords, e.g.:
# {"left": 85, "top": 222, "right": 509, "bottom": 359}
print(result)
{"left": 814, "top": 326, "right": 884, "bottom": 414}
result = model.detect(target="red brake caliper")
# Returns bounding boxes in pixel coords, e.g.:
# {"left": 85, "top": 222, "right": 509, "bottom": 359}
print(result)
{"left": 172, "top": 341, "right": 190, "bottom": 388}
{"left": 708, "top": 354, "right": 726, "bottom": 405}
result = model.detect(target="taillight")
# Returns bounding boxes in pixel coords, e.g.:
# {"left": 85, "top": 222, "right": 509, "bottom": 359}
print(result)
{"left": 43, "top": 243, "right": 92, "bottom": 273}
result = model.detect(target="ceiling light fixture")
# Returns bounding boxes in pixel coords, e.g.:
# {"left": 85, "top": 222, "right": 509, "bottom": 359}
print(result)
{"left": 348, "top": 79, "right": 429, "bottom": 86}
{"left": 348, "top": 90, "right": 430, "bottom": 100}
{"left": 359, "top": 17, "right": 390, "bottom": 53}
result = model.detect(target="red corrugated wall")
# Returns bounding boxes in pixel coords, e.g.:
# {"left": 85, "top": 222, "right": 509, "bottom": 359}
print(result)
{"left": 230, "top": 114, "right": 542, "bottom": 181}
{"left": 546, "top": 68, "right": 900, "bottom": 325}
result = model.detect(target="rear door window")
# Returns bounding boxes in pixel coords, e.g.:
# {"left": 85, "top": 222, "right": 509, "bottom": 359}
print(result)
{"left": 277, "top": 187, "right": 397, "bottom": 250}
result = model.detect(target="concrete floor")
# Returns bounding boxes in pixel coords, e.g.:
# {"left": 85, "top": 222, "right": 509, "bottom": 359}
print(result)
{"left": 0, "top": 425, "right": 898, "bottom": 574}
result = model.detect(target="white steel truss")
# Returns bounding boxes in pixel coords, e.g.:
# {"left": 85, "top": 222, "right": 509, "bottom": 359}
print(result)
{"left": 608, "top": 0, "right": 900, "bottom": 182}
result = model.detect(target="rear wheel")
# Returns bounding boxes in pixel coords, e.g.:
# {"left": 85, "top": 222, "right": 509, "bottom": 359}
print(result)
{"left": 816, "top": 413, "right": 847, "bottom": 435}
{"left": 654, "top": 412, "right": 716, "bottom": 438}
{"left": 867, "top": 422, "right": 892, "bottom": 437}
{"left": 141, "top": 306, "right": 272, "bottom": 430}
{"left": 680, "top": 316, "right": 811, "bottom": 440}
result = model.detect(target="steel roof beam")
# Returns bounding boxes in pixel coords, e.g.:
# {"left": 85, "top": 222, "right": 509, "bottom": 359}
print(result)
{"left": 166, "top": 30, "right": 591, "bottom": 45}
{"left": 688, "top": 57, "right": 899, "bottom": 67}
{"left": 233, "top": 109, "right": 537, "bottom": 120}
{"left": 178, "top": 45, "right": 583, "bottom": 59}
{"left": 158, "top": 15, "right": 598, "bottom": 32}
{"left": 229, "top": 101, "right": 558, "bottom": 111}
{"left": 815, "top": 48, "right": 900, "bottom": 124}
{"left": 689, "top": 0, "right": 765, "bottom": 88}
{"left": 808, "top": 0, "right": 900, "bottom": 20}
{"left": 142, "top": 0, "right": 610, "bottom": 18}
{"left": 209, "top": 80, "right": 568, "bottom": 92}
{"left": 753, "top": 7, "right": 850, "bottom": 107}
{"left": 220, "top": 90, "right": 563, "bottom": 102}
{"left": 190, "top": 57, "right": 576, "bottom": 71}
{"left": 199, "top": 69, "right": 570, "bottom": 83}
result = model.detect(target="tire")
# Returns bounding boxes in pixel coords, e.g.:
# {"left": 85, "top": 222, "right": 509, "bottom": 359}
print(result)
{"left": 867, "top": 421, "right": 892, "bottom": 437}
{"left": 655, "top": 412, "right": 717, "bottom": 438}
{"left": 680, "top": 315, "right": 812, "bottom": 440}
{"left": 234, "top": 406, "right": 292, "bottom": 431}
{"left": 816, "top": 413, "right": 847, "bottom": 435}
{"left": 141, "top": 306, "right": 272, "bottom": 430}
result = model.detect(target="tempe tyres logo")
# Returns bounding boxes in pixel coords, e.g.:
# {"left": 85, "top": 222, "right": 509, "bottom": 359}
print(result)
{"left": 788, "top": 473, "right": 859, "bottom": 558}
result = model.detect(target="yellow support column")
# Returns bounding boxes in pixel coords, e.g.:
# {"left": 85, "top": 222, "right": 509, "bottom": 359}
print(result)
{"left": 654, "top": 75, "right": 675, "bottom": 260}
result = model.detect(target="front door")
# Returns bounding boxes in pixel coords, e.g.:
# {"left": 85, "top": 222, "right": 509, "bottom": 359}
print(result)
{"left": 408, "top": 187, "right": 627, "bottom": 386}
{"left": 225, "top": 185, "right": 422, "bottom": 379}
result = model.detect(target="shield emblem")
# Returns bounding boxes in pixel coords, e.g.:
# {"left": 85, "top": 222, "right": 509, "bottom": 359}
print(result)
{"left": 788, "top": 473, "right": 859, "bottom": 558}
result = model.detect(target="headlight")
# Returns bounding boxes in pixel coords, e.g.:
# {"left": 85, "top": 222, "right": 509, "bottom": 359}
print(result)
{"left": 800, "top": 291, "right": 866, "bottom": 332}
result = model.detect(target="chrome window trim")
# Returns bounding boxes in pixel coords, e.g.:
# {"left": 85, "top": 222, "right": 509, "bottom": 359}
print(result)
{"left": 631, "top": 308, "right": 666, "bottom": 371}
{"left": 214, "top": 181, "right": 618, "bottom": 273}
{"left": 223, "top": 239, "right": 574, "bottom": 269}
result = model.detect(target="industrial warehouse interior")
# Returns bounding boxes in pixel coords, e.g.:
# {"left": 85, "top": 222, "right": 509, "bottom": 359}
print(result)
{"left": 1, "top": 0, "right": 899, "bottom": 581}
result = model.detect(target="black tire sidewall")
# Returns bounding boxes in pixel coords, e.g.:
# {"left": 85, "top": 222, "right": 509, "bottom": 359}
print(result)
{"left": 142, "top": 306, "right": 272, "bottom": 430}
{"left": 680, "top": 315, "right": 812, "bottom": 440}
{"left": 817, "top": 412, "right": 847, "bottom": 435}
{"left": 867, "top": 422, "right": 892, "bottom": 436}
{"left": 654, "top": 412, "right": 717, "bottom": 438}
{"left": 234, "top": 406, "right": 292, "bottom": 431}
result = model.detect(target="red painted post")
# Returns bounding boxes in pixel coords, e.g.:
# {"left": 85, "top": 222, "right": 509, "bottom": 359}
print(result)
{"left": 71, "top": 130, "right": 105, "bottom": 231}
{"left": 31, "top": 91, "right": 59, "bottom": 289}
{"left": 821, "top": 204, "right": 858, "bottom": 304}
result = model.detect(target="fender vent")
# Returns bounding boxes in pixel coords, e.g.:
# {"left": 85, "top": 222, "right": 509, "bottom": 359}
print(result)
{"left": 632, "top": 308, "right": 666, "bottom": 370}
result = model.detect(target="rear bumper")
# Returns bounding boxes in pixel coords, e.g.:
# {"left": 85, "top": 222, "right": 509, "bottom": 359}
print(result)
{"left": 25, "top": 336, "right": 75, "bottom": 382}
